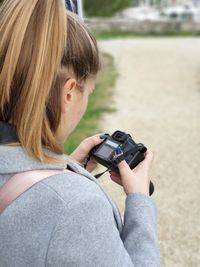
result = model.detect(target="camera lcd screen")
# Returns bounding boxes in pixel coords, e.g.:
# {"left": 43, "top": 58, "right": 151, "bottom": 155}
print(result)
{"left": 105, "top": 140, "right": 119, "bottom": 148}
{"left": 97, "top": 145, "right": 114, "bottom": 158}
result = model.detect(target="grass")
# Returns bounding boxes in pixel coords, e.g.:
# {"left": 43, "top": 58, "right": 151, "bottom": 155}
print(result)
{"left": 64, "top": 53, "right": 118, "bottom": 154}
{"left": 84, "top": 0, "right": 129, "bottom": 17}
{"left": 94, "top": 31, "right": 200, "bottom": 40}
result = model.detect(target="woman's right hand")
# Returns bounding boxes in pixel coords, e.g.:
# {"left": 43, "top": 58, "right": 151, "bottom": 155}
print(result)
{"left": 110, "top": 149, "right": 153, "bottom": 196}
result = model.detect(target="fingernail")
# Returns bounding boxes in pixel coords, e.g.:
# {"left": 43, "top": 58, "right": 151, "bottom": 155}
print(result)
{"left": 115, "top": 146, "right": 123, "bottom": 154}
{"left": 100, "top": 134, "right": 107, "bottom": 139}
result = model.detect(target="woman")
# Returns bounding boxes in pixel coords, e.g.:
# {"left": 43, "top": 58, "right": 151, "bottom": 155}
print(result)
{"left": 0, "top": 0, "right": 160, "bottom": 266}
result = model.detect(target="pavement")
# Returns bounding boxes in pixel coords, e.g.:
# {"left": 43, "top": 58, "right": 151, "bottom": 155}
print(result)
{"left": 97, "top": 38, "right": 200, "bottom": 267}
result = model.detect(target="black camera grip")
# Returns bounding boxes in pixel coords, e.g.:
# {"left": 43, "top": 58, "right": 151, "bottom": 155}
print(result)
{"left": 149, "top": 181, "right": 154, "bottom": 196}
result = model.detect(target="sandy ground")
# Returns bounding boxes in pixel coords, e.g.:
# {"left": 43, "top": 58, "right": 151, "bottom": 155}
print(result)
{"left": 96, "top": 38, "right": 200, "bottom": 267}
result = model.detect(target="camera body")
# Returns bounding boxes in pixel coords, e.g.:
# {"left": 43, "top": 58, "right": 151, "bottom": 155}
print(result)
{"left": 90, "top": 130, "right": 147, "bottom": 173}
{"left": 90, "top": 130, "right": 154, "bottom": 195}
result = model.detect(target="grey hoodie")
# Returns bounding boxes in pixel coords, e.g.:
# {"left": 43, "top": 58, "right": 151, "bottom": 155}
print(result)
{"left": 0, "top": 146, "right": 160, "bottom": 267}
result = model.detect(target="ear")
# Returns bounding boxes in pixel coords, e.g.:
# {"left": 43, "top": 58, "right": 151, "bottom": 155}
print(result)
{"left": 61, "top": 78, "right": 77, "bottom": 113}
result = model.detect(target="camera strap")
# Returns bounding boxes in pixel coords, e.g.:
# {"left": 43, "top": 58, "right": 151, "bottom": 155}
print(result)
{"left": 83, "top": 155, "right": 111, "bottom": 179}
{"left": 94, "top": 168, "right": 110, "bottom": 179}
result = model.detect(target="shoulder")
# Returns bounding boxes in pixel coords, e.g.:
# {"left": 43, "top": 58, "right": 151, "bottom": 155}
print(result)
{"left": 40, "top": 170, "right": 107, "bottom": 206}
{"left": 39, "top": 170, "right": 116, "bottom": 230}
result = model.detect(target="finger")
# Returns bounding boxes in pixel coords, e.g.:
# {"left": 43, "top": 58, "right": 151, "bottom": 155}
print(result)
{"left": 86, "top": 160, "right": 97, "bottom": 172}
{"left": 144, "top": 149, "right": 154, "bottom": 161}
{"left": 70, "top": 133, "right": 108, "bottom": 163}
{"left": 110, "top": 175, "right": 123, "bottom": 186}
{"left": 117, "top": 160, "right": 132, "bottom": 176}
{"left": 136, "top": 149, "right": 154, "bottom": 171}
{"left": 110, "top": 171, "right": 121, "bottom": 179}
{"left": 84, "top": 133, "right": 106, "bottom": 150}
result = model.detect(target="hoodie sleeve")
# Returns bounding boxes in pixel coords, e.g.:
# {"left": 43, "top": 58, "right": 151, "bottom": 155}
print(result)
{"left": 45, "top": 192, "right": 160, "bottom": 267}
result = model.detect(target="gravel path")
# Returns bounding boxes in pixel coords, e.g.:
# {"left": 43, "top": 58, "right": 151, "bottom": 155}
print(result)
{"left": 97, "top": 38, "right": 200, "bottom": 267}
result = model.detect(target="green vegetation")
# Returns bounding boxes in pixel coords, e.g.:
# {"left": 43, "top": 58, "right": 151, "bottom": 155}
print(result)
{"left": 94, "top": 31, "right": 200, "bottom": 39}
{"left": 64, "top": 53, "right": 118, "bottom": 154}
{"left": 84, "top": 0, "right": 130, "bottom": 17}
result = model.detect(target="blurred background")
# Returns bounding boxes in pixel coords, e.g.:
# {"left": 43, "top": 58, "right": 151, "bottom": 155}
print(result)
{"left": 69, "top": 0, "right": 200, "bottom": 22}
{"left": 65, "top": 1, "right": 200, "bottom": 267}
{"left": 1, "top": 0, "right": 199, "bottom": 266}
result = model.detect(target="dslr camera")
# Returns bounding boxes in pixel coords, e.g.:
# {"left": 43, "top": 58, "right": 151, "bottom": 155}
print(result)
{"left": 90, "top": 130, "right": 154, "bottom": 195}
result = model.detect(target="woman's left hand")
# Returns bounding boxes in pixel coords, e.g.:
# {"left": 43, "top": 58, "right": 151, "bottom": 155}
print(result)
{"left": 70, "top": 134, "right": 105, "bottom": 172}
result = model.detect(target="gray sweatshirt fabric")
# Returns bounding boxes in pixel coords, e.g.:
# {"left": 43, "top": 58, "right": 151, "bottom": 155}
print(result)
{"left": 0, "top": 146, "right": 160, "bottom": 267}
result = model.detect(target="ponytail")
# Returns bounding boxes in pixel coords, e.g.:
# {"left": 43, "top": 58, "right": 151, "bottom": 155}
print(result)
{"left": 0, "top": 0, "right": 67, "bottom": 162}
{"left": 0, "top": 1, "right": 100, "bottom": 163}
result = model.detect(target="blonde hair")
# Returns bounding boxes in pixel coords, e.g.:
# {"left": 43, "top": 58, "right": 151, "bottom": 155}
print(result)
{"left": 0, "top": 0, "right": 100, "bottom": 162}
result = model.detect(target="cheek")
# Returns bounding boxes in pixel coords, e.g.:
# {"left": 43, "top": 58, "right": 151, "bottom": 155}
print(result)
{"left": 82, "top": 98, "right": 88, "bottom": 116}
{"left": 77, "top": 95, "right": 88, "bottom": 119}
{"left": 83, "top": 96, "right": 89, "bottom": 112}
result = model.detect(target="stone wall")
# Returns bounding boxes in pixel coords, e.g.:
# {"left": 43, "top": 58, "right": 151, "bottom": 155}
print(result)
{"left": 85, "top": 18, "right": 200, "bottom": 33}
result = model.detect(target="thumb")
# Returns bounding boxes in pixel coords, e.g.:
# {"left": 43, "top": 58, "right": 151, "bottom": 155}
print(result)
{"left": 118, "top": 160, "right": 132, "bottom": 176}
{"left": 84, "top": 133, "right": 105, "bottom": 149}
{"left": 136, "top": 149, "right": 154, "bottom": 171}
